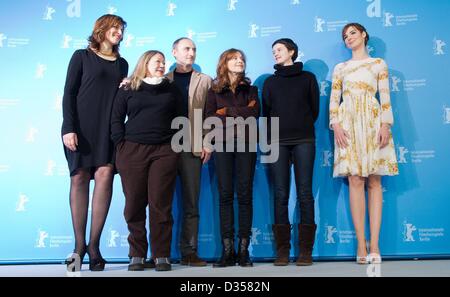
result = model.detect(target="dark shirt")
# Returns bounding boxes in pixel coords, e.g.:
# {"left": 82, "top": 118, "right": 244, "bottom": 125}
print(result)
{"left": 111, "top": 79, "right": 183, "bottom": 146}
{"left": 62, "top": 48, "right": 128, "bottom": 135}
{"left": 61, "top": 48, "right": 128, "bottom": 174}
{"left": 173, "top": 70, "right": 192, "bottom": 118}
{"left": 262, "top": 62, "right": 319, "bottom": 144}
{"left": 205, "top": 80, "right": 260, "bottom": 143}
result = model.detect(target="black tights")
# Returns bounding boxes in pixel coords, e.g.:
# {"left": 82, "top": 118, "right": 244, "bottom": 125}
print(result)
{"left": 69, "top": 165, "right": 113, "bottom": 259}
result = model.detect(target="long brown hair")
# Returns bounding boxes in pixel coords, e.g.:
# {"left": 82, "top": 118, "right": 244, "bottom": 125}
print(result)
{"left": 88, "top": 14, "right": 127, "bottom": 56}
{"left": 212, "top": 48, "right": 247, "bottom": 93}
{"left": 128, "top": 50, "right": 165, "bottom": 91}
{"left": 341, "top": 23, "right": 369, "bottom": 46}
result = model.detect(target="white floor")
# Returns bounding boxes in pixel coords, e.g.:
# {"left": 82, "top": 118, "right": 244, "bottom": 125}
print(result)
{"left": 1, "top": 260, "right": 449, "bottom": 277}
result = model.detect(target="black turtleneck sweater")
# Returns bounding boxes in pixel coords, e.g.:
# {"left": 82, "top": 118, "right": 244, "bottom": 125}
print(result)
{"left": 262, "top": 62, "right": 319, "bottom": 144}
{"left": 110, "top": 79, "right": 183, "bottom": 146}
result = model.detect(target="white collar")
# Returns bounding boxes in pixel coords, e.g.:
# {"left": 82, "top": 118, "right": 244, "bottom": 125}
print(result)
{"left": 143, "top": 76, "right": 164, "bottom": 85}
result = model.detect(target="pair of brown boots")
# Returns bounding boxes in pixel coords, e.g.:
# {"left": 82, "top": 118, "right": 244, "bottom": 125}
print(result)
{"left": 272, "top": 224, "right": 317, "bottom": 266}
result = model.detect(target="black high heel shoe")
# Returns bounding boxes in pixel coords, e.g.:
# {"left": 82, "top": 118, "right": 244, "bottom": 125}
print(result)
{"left": 87, "top": 245, "right": 107, "bottom": 271}
{"left": 65, "top": 247, "right": 86, "bottom": 272}
{"left": 89, "top": 257, "right": 106, "bottom": 271}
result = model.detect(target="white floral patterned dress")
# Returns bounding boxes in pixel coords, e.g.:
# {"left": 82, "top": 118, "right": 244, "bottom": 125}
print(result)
{"left": 329, "top": 57, "right": 399, "bottom": 177}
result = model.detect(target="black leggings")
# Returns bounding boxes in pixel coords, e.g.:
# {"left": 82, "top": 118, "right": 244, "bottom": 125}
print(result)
{"left": 214, "top": 150, "right": 256, "bottom": 239}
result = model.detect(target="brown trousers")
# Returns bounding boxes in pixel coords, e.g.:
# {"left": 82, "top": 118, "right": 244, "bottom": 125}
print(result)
{"left": 116, "top": 141, "right": 179, "bottom": 258}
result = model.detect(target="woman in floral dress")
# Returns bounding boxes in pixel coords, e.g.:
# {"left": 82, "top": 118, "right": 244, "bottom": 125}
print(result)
{"left": 329, "top": 23, "right": 398, "bottom": 264}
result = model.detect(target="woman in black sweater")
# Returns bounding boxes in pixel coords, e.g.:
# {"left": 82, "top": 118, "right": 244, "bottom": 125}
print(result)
{"left": 262, "top": 38, "right": 319, "bottom": 266}
{"left": 111, "top": 50, "right": 183, "bottom": 272}
{"left": 205, "top": 48, "right": 260, "bottom": 268}
{"left": 62, "top": 14, "right": 128, "bottom": 272}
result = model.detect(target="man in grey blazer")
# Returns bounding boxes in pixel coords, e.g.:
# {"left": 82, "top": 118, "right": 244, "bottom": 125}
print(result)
{"left": 167, "top": 37, "right": 212, "bottom": 266}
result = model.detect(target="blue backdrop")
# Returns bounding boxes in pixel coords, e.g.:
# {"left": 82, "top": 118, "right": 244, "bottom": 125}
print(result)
{"left": 0, "top": 0, "right": 449, "bottom": 263}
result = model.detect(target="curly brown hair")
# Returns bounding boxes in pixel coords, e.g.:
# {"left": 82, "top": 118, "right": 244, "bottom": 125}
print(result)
{"left": 212, "top": 48, "right": 247, "bottom": 93}
{"left": 88, "top": 14, "right": 126, "bottom": 56}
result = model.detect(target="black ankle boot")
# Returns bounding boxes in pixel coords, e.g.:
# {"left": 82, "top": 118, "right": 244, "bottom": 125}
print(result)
{"left": 213, "top": 238, "right": 235, "bottom": 268}
{"left": 237, "top": 237, "right": 253, "bottom": 267}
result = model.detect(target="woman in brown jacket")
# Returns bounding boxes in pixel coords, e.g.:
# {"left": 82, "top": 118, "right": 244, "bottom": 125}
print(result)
{"left": 205, "top": 48, "right": 260, "bottom": 268}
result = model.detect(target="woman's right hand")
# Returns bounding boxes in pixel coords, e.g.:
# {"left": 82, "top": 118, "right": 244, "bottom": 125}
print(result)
{"left": 63, "top": 132, "right": 78, "bottom": 152}
{"left": 216, "top": 107, "right": 227, "bottom": 116}
{"left": 119, "top": 78, "right": 130, "bottom": 88}
{"left": 332, "top": 123, "right": 349, "bottom": 149}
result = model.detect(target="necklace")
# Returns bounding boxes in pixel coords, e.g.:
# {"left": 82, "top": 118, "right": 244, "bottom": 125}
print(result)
{"left": 98, "top": 50, "right": 115, "bottom": 57}
{"left": 92, "top": 48, "right": 115, "bottom": 57}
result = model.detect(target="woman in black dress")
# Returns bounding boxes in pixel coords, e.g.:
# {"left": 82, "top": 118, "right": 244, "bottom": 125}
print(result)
{"left": 62, "top": 14, "right": 128, "bottom": 271}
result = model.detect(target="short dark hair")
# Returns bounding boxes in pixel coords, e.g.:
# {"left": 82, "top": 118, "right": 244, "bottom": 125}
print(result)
{"left": 172, "top": 37, "right": 194, "bottom": 50}
{"left": 272, "top": 38, "right": 298, "bottom": 61}
{"left": 342, "top": 23, "right": 369, "bottom": 46}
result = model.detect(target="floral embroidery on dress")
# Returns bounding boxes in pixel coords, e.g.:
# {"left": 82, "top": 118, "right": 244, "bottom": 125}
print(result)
{"left": 329, "top": 58, "right": 399, "bottom": 177}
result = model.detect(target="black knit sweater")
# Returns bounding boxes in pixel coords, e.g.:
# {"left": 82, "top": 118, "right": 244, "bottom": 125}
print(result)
{"left": 262, "top": 62, "right": 319, "bottom": 144}
{"left": 111, "top": 79, "right": 183, "bottom": 146}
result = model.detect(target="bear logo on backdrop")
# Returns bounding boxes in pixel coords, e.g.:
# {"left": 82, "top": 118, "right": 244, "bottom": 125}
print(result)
{"left": 35, "top": 229, "right": 49, "bottom": 248}
{"left": 16, "top": 194, "right": 29, "bottom": 212}
{"left": 434, "top": 38, "right": 446, "bottom": 55}
{"left": 167, "top": 1, "right": 177, "bottom": 16}
{"left": 108, "top": 230, "right": 120, "bottom": 248}
{"left": 25, "top": 127, "right": 38, "bottom": 143}
{"left": 397, "top": 147, "right": 409, "bottom": 164}
{"left": 62, "top": 34, "right": 73, "bottom": 49}
{"left": 43, "top": 5, "right": 56, "bottom": 21}
{"left": 391, "top": 76, "right": 401, "bottom": 92}
{"left": 35, "top": 64, "right": 47, "bottom": 79}
{"left": 320, "top": 81, "right": 329, "bottom": 96}
{"left": 325, "top": 225, "right": 338, "bottom": 244}
{"left": 383, "top": 12, "right": 394, "bottom": 27}
{"left": 187, "top": 29, "right": 196, "bottom": 39}
{"left": 314, "top": 17, "right": 325, "bottom": 32}
{"left": 321, "top": 150, "right": 333, "bottom": 167}
{"left": 251, "top": 227, "right": 262, "bottom": 245}
{"left": 227, "top": 0, "right": 238, "bottom": 11}
{"left": 249, "top": 24, "right": 259, "bottom": 38}
{"left": 124, "top": 34, "right": 135, "bottom": 48}
{"left": 403, "top": 222, "right": 417, "bottom": 242}
{"left": 45, "top": 160, "right": 56, "bottom": 176}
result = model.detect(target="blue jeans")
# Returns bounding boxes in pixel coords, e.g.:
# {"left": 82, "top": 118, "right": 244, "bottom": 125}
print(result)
{"left": 270, "top": 142, "right": 316, "bottom": 225}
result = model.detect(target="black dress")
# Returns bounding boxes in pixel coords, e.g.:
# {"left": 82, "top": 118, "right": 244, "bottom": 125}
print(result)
{"left": 61, "top": 48, "right": 128, "bottom": 176}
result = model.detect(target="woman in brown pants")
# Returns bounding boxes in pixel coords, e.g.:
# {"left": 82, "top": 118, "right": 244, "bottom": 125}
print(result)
{"left": 111, "top": 50, "right": 183, "bottom": 271}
